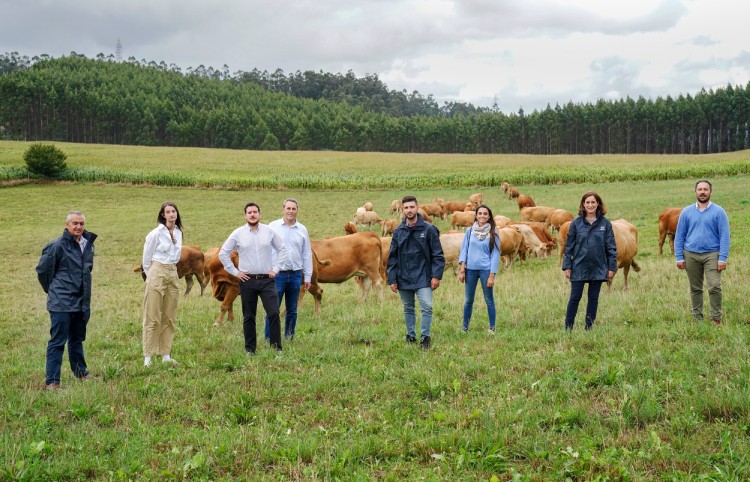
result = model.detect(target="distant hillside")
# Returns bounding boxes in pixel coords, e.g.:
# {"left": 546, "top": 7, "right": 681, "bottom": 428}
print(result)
{"left": 1, "top": 52, "right": 748, "bottom": 154}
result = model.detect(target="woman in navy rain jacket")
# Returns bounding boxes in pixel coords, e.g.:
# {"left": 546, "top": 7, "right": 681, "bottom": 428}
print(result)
{"left": 562, "top": 192, "right": 617, "bottom": 330}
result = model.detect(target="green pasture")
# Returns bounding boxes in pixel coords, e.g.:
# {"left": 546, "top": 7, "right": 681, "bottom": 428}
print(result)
{"left": 0, "top": 151, "right": 749, "bottom": 479}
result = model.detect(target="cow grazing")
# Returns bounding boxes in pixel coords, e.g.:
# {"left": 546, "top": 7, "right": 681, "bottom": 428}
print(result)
{"left": 497, "top": 226, "right": 526, "bottom": 269}
{"left": 344, "top": 221, "right": 358, "bottom": 235}
{"left": 381, "top": 218, "right": 399, "bottom": 236}
{"left": 658, "top": 207, "right": 681, "bottom": 255}
{"left": 507, "top": 223, "right": 549, "bottom": 259}
{"left": 418, "top": 208, "right": 433, "bottom": 224}
{"left": 435, "top": 198, "right": 470, "bottom": 214}
{"left": 557, "top": 221, "right": 571, "bottom": 266}
{"left": 206, "top": 248, "right": 240, "bottom": 327}
{"left": 469, "top": 193, "right": 484, "bottom": 209}
{"left": 517, "top": 194, "right": 536, "bottom": 210}
{"left": 610, "top": 219, "right": 641, "bottom": 289}
{"left": 363, "top": 201, "right": 373, "bottom": 212}
{"left": 546, "top": 209, "right": 574, "bottom": 233}
{"left": 389, "top": 199, "right": 402, "bottom": 215}
{"left": 508, "top": 187, "right": 519, "bottom": 200}
{"left": 520, "top": 206, "right": 556, "bottom": 223}
{"left": 439, "top": 232, "right": 465, "bottom": 276}
{"left": 451, "top": 210, "right": 475, "bottom": 230}
{"left": 301, "top": 232, "right": 384, "bottom": 316}
{"left": 354, "top": 210, "right": 384, "bottom": 230}
{"left": 420, "top": 202, "right": 445, "bottom": 220}
{"left": 493, "top": 215, "right": 511, "bottom": 228}
{"left": 501, "top": 182, "right": 510, "bottom": 193}
{"left": 134, "top": 245, "right": 208, "bottom": 297}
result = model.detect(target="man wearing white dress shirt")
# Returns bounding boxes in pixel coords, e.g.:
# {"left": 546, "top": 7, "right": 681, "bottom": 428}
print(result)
{"left": 219, "top": 202, "right": 287, "bottom": 354}
{"left": 266, "top": 198, "right": 313, "bottom": 341}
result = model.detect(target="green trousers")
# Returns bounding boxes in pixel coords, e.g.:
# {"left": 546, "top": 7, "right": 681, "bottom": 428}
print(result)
{"left": 683, "top": 250, "right": 722, "bottom": 322}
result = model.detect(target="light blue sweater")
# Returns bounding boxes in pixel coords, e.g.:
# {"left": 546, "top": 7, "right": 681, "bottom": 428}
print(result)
{"left": 458, "top": 227, "right": 501, "bottom": 273}
{"left": 674, "top": 202, "right": 730, "bottom": 262}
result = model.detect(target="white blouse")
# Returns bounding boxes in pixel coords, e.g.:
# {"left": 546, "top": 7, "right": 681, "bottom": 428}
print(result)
{"left": 142, "top": 224, "right": 182, "bottom": 272}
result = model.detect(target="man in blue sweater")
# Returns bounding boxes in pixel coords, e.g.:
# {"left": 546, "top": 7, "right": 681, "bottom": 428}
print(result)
{"left": 674, "top": 180, "right": 730, "bottom": 325}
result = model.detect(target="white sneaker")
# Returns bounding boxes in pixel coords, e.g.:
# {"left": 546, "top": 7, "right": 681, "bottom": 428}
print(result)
{"left": 144, "top": 357, "right": 152, "bottom": 367}
{"left": 488, "top": 328, "right": 496, "bottom": 335}
{"left": 162, "top": 358, "right": 178, "bottom": 365}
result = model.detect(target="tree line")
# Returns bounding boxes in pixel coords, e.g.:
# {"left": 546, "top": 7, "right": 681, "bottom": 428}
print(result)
{"left": 1, "top": 52, "right": 748, "bottom": 154}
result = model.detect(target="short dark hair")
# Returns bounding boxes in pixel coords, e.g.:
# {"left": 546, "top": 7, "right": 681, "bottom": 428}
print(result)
{"left": 695, "top": 179, "right": 712, "bottom": 191}
{"left": 401, "top": 195, "right": 417, "bottom": 205}
{"left": 244, "top": 202, "right": 260, "bottom": 214}
{"left": 577, "top": 191, "right": 607, "bottom": 216}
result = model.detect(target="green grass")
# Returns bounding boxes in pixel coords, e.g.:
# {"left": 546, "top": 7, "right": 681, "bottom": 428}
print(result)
{"left": 0, "top": 150, "right": 749, "bottom": 480}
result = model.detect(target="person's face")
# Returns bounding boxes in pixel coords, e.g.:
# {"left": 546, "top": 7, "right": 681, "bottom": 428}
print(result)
{"left": 695, "top": 182, "right": 711, "bottom": 203}
{"left": 65, "top": 214, "right": 85, "bottom": 239}
{"left": 282, "top": 202, "right": 298, "bottom": 223}
{"left": 245, "top": 206, "right": 260, "bottom": 225}
{"left": 163, "top": 205, "right": 178, "bottom": 224}
{"left": 583, "top": 196, "right": 598, "bottom": 215}
{"left": 402, "top": 201, "right": 418, "bottom": 220}
{"left": 476, "top": 207, "right": 490, "bottom": 225}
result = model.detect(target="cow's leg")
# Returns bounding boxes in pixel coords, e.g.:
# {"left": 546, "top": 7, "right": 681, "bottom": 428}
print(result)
{"left": 369, "top": 272, "right": 384, "bottom": 301}
{"left": 184, "top": 274, "right": 194, "bottom": 297}
{"left": 359, "top": 276, "right": 372, "bottom": 302}
{"left": 669, "top": 234, "right": 675, "bottom": 255}
{"left": 622, "top": 264, "right": 630, "bottom": 289}
{"left": 196, "top": 271, "right": 208, "bottom": 296}
{"left": 658, "top": 230, "right": 667, "bottom": 255}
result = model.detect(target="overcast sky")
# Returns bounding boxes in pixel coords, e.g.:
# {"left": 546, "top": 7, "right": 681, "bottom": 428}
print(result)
{"left": 2, "top": 0, "right": 748, "bottom": 113}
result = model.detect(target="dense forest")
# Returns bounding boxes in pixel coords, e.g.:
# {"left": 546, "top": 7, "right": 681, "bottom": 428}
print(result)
{"left": 1, "top": 52, "right": 749, "bottom": 154}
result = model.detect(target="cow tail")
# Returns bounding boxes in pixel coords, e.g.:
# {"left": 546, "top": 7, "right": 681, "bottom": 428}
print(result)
{"left": 631, "top": 258, "right": 641, "bottom": 272}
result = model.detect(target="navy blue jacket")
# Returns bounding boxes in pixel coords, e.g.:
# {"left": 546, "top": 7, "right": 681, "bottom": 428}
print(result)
{"left": 562, "top": 213, "right": 617, "bottom": 282}
{"left": 387, "top": 215, "right": 445, "bottom": 290}
{"left": 36, "top": 229, "right": 97, "bottom": 314}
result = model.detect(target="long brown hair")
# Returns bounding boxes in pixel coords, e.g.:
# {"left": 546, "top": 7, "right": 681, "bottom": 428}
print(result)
{"left": 158, "top": 202, "right": 183, "bottom": 232}
{"left": 475, "top": 204, "right": 498, "bottom": 255}
{"left": 577, "top": 192, "right": 607, "bottom": 217}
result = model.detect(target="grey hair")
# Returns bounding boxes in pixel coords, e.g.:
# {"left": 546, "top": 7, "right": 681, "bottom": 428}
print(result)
{"left": 282, "top": 198, "right": 299, "bottom": 208}
{"left": 66, "top": 211, "right": 85, "bottom": 223}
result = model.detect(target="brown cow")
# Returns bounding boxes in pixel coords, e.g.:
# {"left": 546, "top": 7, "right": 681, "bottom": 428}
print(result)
{"left": 507, "top": 223, "right": 549, "bottom": 259}
{"left": 469, "top": 193, "right": 484, "bottom": 209}
{"left": 497, "top": 226, "right": 526, "bottom": 269}
{"left": 389, "top": 199, "right": 402, "bottom": 215}
{"left": 418, "top": 208, "right": 433, "bottom": 224}
{"left": 435, "top": 198, "right": 469, "bottom": 214}
{"left": 508, "top": 187, "right": 519, "bottom": 200}
{"left": 493, "top": 215, "right": 511, "bottom": 228}
{"left": 420, "top": 202, "right": 445, "bottom": 220}
{"left": 363, "top": 201, "right": 373, "bottom": 212}
{"left": 500, "top": 182, "right": 510, "bottom": 193}
{"left": 344, "top": 221, "right": 358, "bottom": 235}
{"left": 610, "top": 219, "right": 641, "bottom": 289}
{"left": 206, "top": 248, "right": 240, "bottom": 327}
{"left": 134, "top": 245, "right": 208, "bottom": 297}
{"left": 520, "top": 206, "right": 556, "bottom": 223}
{"left": 354, "top": 210, "right": 384, "bottom": 229}
{"left": 557, "top": 220, "right": 571, "bottom": 266}
{"left": 517, "top": 194, "right": 536, "bottom": 210}
{"left": 451, "top": 210, "right": 475, "bottom": 230}
{"left": 658, "top": 208, "right": 681, "bottom": 255}
{"left": 546, "top": 209, "right": 574, "bottom": 233}
{"left": 439, "top": 232, "right": 465, "bottom": 276}
{"left": 381, "top": 218, "right": 400, "bottom": 236}
{"left": 301, "top": 232, "right": 384, "bottom": 316}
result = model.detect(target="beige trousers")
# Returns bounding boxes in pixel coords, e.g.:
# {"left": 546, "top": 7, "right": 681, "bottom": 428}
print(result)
{"left": 142, "top": 261, "right": 179, "bottom": 356}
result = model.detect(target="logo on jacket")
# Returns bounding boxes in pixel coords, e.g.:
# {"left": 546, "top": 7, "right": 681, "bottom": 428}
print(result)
{"left": 419, "top": 233, "right": 426, "bottom": 238}
{"left": 599, "top": 226, "right": 605, "bottom": 231}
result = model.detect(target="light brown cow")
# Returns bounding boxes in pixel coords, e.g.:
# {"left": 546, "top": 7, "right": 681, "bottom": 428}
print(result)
{"left": 507, "top": 223, "right": 549, "bottom": 259}
{"left": 517, "top": 194, "right": 536, "bottom": 210}
{"left": 206, "top": 248, "right": 239, "bottom": 327}
{"left": 557, "top": 221, "right": 571, "bottom": 266}
{"left": 500, "top": 182, "right": 510, "bottom": 193}
{"left": 508, "top": 187, "right": 519, "bottom": 200}
{"left": 546, "top": 209, "right": 574, "bottom": 233}
{"left": 658, "top": 207, "right": 681, "bottom": 255}
{"left": 610, "top": 219, "right": 641, "bottom": 289}
{"left": 439, "top": 232, "right": 465, "bottom": 276}
{"left": 381, "top": 218, "right": 399, "bottom": 236}
{"left": 420, "top": 202, "right": 445, "bottom": 220}
{"left": 354, "top": 210, "right": 384, "bottom": 229}
{"left": 389, "top": 199, "right": 402, "bottom": 215}
{"left": 451, "top": 210, "right": 475, "bottom": 230}
{"left": 469, "top": 193, "right": 484, "bottom": 209}
{"left": 134, "top": 245, "right": 208, "bottom": 297}
{"left": 418, "top": 208, "right": 433, "bottom": 224}
{"left": 344, "top": 221, "right": 358, "bottom": 235}
{"left": 497, "top": 226, "right": 525, "bottom": 269}
{"left": 493, "top": 215, "right": 511, "bottom": 228}
{"left": 520, "top": 206, "right": 556, "bottom": 223}
{"left": 301, "top": 232, "right": 384, "bottom": 316}
{"left": 363, "top": 201, "right": 373, "bottom": 212}
{"left": 435, "top": 199, "right": 470, "bottom": 214}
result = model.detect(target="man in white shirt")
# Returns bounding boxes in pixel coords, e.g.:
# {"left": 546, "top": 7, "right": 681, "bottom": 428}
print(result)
{"left": 266, "top": 198, "right": 313, "bottom": 341}
{"left": 219, "top": 202, "right": 287, "bottom": 354}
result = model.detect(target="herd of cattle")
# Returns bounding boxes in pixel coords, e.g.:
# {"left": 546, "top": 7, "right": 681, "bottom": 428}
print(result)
{"left": 135, "top": 186, "right": 684, "bottom": 326}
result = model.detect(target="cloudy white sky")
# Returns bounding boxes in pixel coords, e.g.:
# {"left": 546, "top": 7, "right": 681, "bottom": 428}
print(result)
{"left": 2, "top": 0, "right": 749, "bottom": 113}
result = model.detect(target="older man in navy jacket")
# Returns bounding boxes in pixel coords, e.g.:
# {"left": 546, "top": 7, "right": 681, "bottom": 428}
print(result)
{"left": 36, "top": 211, "right": 97, "bottom": 390}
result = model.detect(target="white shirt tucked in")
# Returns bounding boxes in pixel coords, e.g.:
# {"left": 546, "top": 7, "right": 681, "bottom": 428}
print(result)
{"left": 269, "top": 218, "right": 313, "bottom": 282}
{"left": 142, "top": 224, "right": 182, "bottom": 272}
{"left": 219, "top": 223, "right": 287, "bottom": 276}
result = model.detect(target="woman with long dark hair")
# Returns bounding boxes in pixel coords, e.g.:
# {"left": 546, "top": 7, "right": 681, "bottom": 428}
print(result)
{"left": 562, "top": 192, "right": 617, "bottom": 331}
{"left": 458, "top": 205, "right": 501, "bottom": 333}
{"left": 142, "top": 202, "right": 183, "bottom": 366}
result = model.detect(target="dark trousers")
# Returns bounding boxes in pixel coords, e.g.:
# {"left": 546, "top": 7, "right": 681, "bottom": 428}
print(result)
{"left": 565, "top": 280, "right": 604, "bottom": 330}
{"left": 240, "top": 277, "right": 281, "bottom": 353}
{"left": 46, "top": 310, "right": 89, "bottom": 384}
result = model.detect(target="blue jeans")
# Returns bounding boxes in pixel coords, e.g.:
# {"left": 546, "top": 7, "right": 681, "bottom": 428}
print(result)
{"left": 398, "top": 287, "right": 433, "bottom": 340}
{"left": 265, "top": 270, "right": 303, "bottom": 340}
{"left": 463, "top": 269, "right": 496, "bottom": 331}
{"left": 46, "top": 311, "right": 89, "bottom": 385}
{"left": 565, "top": 280, "right": 603, "bottom": 330}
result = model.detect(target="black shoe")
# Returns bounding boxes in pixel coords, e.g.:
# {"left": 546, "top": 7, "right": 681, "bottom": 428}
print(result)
{"left": 420, "top": 336, "right": 431, "bottom": 350}
{"left": 406, "top": 335, "right": 416, "bottom": 344}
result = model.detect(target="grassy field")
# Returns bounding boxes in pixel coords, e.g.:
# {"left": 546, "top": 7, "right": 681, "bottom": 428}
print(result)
{"left": 1, "top": 144, "right": 749, "bottom": 480}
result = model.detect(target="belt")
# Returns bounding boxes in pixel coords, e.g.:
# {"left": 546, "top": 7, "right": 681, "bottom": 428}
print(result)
{"left": 247, "top": 274, "right": 269, "bottom": 279}
{"left": 279, "top": 269, "right": 299, "bottom": 274}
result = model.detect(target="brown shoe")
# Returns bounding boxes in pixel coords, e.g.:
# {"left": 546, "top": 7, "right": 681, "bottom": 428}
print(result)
{"left": 78, "top": 374, "right": 99, "bottom": 381}
{"left": 712, "top": 319, "right": 722, "bottom": 326}
{"left": 45, "top": 383, "right": 62, "bottom": 391}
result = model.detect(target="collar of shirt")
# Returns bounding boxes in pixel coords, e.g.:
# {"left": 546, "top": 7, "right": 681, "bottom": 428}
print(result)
{"left": 694, "top": 201, "right": 713, "bottom": 212}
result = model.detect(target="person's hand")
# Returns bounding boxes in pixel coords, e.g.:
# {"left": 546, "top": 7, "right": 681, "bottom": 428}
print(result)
{"left": 431, "top": 277, "right": 440, "bottom": 290}
{"left": 486, "top": 273, "right": 495, "bottom": 288}
{"left": 268, "top": 271, "right": 276, "bottom": 279}
{"left": 303, "top": 281, "right": 311, "bottom": 291}
{"left": 236, "top": 271, "right": 249, "bottom": 282}
{"left": 607, "top": 270, "right": 616, "bottom": 281}
{"left": 676, "top": 261, "right": 686, "bottom": 270}
{"left": 718, "top": 261, "right": 727, "bottom": 272}
{"left": 390, "top": 283, "right": 398, "bottom": 293}
{"left": 458, "top": 271, "right": 466, "bottom": 283}
{"left": 564, "top": 269, "right": 571, "bottom": 279}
